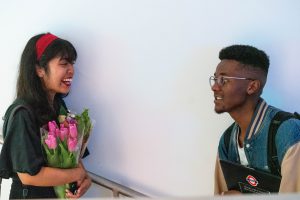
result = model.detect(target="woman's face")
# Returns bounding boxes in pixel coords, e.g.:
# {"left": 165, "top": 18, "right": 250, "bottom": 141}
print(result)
{"left": 36, "top": 56, "right": 74, "bottom": 101}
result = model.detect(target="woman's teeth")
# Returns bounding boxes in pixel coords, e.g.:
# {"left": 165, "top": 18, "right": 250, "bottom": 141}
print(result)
{"left": 62, "top": 78, "right": 72, "bottom": 86}
{"left": 63, "top": 78, "right": 72, "bottom": 82}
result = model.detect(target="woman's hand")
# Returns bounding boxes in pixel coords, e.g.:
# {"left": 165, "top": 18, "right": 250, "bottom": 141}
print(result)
{"left": 65, "top": 173, "right": 92, "bottom": 198}
{"left": 65, "top": 161, "right": 92, "bottom": 198}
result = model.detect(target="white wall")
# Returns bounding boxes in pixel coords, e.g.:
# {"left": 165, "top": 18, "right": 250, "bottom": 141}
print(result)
{"left": 0, "top": 0, "right": 300, "bottom": 197}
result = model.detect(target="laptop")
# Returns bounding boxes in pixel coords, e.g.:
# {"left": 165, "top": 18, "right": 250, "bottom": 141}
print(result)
{"left": 220, "top": 159, "right": 281, "bottom": 193}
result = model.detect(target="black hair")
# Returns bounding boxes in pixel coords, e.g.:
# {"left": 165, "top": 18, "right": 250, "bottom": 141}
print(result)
{"left": 219, "top": 44, "right": 269, "bottom": 75}
{"left": 16, "top": 33, "right": 77, "bottom": 126}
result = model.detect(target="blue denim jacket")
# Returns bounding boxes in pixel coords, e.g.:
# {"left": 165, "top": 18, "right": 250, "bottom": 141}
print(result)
{"left": 218, "top": 99, "right": 300, "bottom": 173}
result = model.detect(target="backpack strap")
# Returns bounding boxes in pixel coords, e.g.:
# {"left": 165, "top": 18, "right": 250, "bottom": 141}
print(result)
{"left": 223, "top": 112, "right": 299, "bottom": 176}
{"left": 267, "top": 111, "right": 297, "bottom": 176}
{"left": 224, "top": 123, "right": 235, "bottom": 154}
{"left": 2, "top": 104, "right": 31, "bottom": 139}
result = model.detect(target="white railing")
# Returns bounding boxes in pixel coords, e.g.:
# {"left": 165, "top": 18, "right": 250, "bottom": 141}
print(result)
{"left": 88, "top": 171, "right": 147, "bottom": 198}
{"left": 0, "top": 134, "right": 146, "bottom": 198}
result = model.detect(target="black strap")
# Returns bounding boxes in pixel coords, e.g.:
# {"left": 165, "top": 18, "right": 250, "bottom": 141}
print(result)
{"left": 3, "top": 105, "right": 28, "bottom": 138}
{"left": 224, "top": 123, "right": 235, "bottom": 153}
{"left": 267, "top": 111, "right": 297, "bottom": 176}
{"left": 224, "top": 111, "right": 299, "bottom": 177}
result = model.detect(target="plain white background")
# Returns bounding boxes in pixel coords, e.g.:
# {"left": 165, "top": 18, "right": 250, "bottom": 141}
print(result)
{"left": 0, "top": 0, "right": 300, "bottom": 197}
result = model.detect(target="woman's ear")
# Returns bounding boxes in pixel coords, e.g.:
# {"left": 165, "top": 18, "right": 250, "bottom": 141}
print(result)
{"left": 247, "top": 80, "right": 261, "bottom": 95}
{"left": 36, "top": 66, "right": 45, "bottom": 78}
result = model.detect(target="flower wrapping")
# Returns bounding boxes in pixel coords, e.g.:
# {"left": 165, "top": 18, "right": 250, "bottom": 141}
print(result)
{"left": 40, "top": 107, "right": 94, "bottom": 199}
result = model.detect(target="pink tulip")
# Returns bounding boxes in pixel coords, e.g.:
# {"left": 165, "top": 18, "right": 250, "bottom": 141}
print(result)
{"left": 48, "top": 121, "right": 57, "bottom": 132}
{"left": 48, "top": 131, "right": 55, "bottom": 136}
{"left": 55, "top": 128, "right": 60, "bottom": 137}
{"left": 69, "top": 124, "right": 77, "bottom": 138}
{"left": 59, "top": 127, "right": 69, "bottom": 141}
{"left": 67, "top": 137, "right": 78, "bottom": 152}
{"left": 45, "top": 134, "right": 57, "bottom": 149}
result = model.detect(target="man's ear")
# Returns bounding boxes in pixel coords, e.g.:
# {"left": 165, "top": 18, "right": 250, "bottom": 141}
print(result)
{"left": 36, "top": 66, "right": 45, "bottom": 78}
{"left": 247, "top": 80, "right": 261, "bottom": 95}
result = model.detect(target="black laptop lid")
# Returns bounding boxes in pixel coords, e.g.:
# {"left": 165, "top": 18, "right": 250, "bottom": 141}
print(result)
{"left": 220, "top": 159, "right": 281, "bottom": 193}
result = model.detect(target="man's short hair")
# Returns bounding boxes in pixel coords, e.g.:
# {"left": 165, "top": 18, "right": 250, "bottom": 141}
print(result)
{"left": 219, "top": 44, "right": 270, "bottom": 75}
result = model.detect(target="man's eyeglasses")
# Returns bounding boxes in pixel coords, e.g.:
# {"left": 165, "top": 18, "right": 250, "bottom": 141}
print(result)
{"left": 209, "top": 75, "right": 254, "bottom": 87}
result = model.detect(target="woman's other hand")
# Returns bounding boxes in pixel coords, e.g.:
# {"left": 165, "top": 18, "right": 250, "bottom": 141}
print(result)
{"left": 65, "top": 174, "right": 92, "bottom": 198}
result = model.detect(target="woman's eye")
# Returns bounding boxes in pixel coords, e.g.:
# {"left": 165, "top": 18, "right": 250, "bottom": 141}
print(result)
{"left": 60, "top": 62, "right": 68, "bottom": 66}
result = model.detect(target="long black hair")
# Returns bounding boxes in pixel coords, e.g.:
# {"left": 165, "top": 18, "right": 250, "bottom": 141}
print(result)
{"left": 16, "top": 33, "right": 77, "bottom": 126}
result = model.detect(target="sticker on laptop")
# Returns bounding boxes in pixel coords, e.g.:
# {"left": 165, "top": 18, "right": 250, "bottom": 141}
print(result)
{"left": 246, "top": 175, "right": 258, "bottom": 186}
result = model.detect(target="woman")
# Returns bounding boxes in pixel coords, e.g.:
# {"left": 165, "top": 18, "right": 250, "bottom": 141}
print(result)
{"left": 0, "top": 33, "right": 91, "bottom": 199}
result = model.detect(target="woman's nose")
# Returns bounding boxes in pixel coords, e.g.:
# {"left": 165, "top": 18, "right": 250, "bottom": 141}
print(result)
{"left": 68, "top": 64, "right": 74, "bottom": 75}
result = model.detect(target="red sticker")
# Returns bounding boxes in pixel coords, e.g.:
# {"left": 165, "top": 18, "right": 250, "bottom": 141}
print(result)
{"left": 246, "top": 175, "right": 258, "bottom": 187}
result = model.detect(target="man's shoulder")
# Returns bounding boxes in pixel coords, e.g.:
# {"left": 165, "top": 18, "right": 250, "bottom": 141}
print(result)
{"left": 277, "top": 116, "right": 300, "bottom": 133}
{"left": 266, "top": 106, "right": 300, "bottom": 137}
{"left": 274, "top": 113, "right": 300, "bottom": 163}
{"left": 218, "top": 123, "right": 237, "bottom": 159}
{"left": 274, "top": 111, "right": 300, "bottom": 148}
{"left": 268, "top": 105, "right": 300, "bottom": 127}
{"left": 263, "top": 106, "right": 299, "bottom": 125}
{"left": 219, "top": 123, "right": 236, "bottom": 142}
{"left": 265, "top": 105, "right": 282, "bottom": 117}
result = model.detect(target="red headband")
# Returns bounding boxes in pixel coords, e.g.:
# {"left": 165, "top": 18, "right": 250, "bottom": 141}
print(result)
{"left": 36, "top": 33, "right": 58, "bottom": 60}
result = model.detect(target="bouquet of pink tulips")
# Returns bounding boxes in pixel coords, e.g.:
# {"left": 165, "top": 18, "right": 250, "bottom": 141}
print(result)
{"left": 40, "top": 107, "right": 93, "bottom": 198}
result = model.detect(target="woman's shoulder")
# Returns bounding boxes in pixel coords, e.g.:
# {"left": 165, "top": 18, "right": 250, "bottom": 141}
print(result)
{"left": 2, "top": 99, "right": 35, "bottom": 137}
{"left": 4, "top": 98, "right": 32, "bottom": 116}
{"left": 3, "top": 98, "right": 34, "bottom": 126}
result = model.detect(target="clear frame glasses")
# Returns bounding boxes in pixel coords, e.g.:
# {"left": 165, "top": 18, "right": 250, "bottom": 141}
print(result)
{"left": 209, "top": 75, "right": 254, "bottom": 87}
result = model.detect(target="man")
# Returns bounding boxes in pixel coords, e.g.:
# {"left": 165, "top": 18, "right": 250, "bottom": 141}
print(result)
{"left": 211, "top": 45, "right": 300, "bottom": 194}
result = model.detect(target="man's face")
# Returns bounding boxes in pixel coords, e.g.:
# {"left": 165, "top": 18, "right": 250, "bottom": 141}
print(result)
{"left": 211, "top": 59, "right": 253, "bottom": 114}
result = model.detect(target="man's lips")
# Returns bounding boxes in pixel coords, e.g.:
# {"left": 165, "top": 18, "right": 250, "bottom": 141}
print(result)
{"left": 214, "top": 95, "right": 223, "bottom": 101}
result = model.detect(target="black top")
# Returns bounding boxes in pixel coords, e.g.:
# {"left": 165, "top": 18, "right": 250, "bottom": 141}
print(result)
{"left": 0, "top": 98, "right": 63, "bottom": 198}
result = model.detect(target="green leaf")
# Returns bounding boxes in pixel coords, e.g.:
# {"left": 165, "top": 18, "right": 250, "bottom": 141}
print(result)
{"left": 76, "top": 108, "right": 92, "bottom": 138}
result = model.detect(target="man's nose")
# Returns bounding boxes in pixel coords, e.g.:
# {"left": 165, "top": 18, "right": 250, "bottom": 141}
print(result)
{"left": 211, "top": 82, "right": 221, "bottom": 91}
